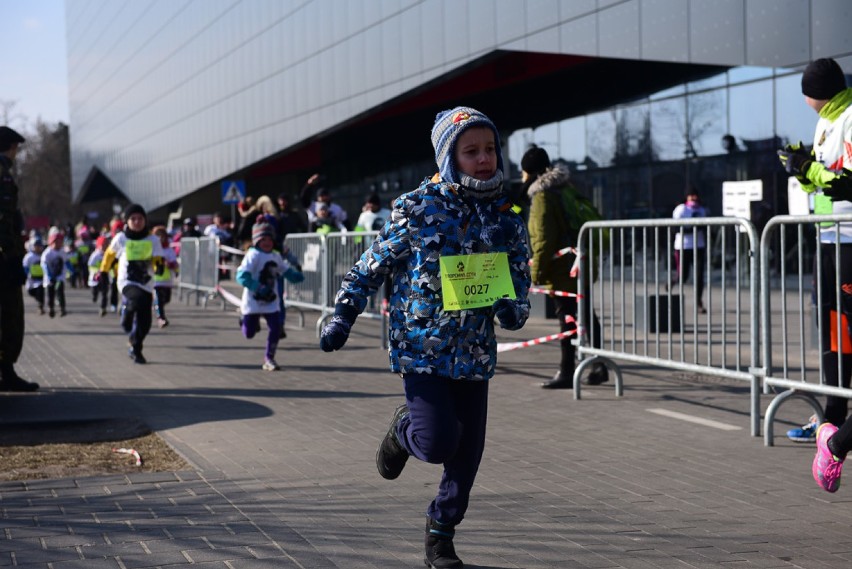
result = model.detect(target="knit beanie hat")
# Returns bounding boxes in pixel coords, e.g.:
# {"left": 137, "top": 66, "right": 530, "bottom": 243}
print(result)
{"left": 123, "top": 203, "right": 147, "bottom": 222}
{"left": 431, "top": 106, "right": 503, "bottom": 185}
{"left": 47, "top": 226, "right": 63, "bottom": 246}
{"left": 521, "top": 145, "right": 551, "bottom": 176}
{"left": 801, "top": 58, "right": 847, "bottom": 100}
{"left": 252, "top": 216, "right": 275, "bottom": 247}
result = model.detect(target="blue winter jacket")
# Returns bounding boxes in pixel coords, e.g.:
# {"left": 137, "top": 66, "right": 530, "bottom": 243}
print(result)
{"left": 335, "top": 176, "right": 531, "bottom": 380}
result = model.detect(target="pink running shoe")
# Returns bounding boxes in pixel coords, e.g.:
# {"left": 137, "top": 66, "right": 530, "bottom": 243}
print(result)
{"left": 813, "top": 423, "right": 843, "bottom": 492}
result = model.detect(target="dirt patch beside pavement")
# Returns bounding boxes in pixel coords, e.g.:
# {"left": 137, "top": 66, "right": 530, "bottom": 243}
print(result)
{"left": 0, "top": 418, "right": 190, "bottom": 481}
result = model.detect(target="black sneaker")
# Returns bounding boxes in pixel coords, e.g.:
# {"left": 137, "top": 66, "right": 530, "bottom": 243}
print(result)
{"left": 376, "top": 404, "right": 409, "bottom": 480}
{"left": 425, "top": 518, "right": 463, "bottom": 569}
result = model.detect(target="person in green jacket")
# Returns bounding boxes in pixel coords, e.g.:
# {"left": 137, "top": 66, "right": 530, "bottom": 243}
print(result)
{"left": 523, "top": 145, "right": 607, "bottom": 389}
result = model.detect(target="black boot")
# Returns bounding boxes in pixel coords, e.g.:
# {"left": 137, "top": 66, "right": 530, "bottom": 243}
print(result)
{"left": 541, "top": 370, "right": 573, "bottom": 389}
{"left": 0, "top": 363, "right": 39, "bottom": 392}
{"left": 585, "top": 362, "right": 609, "bottom": 386}
{"left": 542, "top": 336, "right": 575, "bottom": 389}
{"left": 376, "top": 404, "right": 409, "bottom": 479}
{"left": 424, "top": 518, "right": 463, "bottom": 569}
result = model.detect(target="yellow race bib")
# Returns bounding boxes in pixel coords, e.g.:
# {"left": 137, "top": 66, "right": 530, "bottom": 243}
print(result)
{"left": 439, "top": 252, "right": 515, "bottom": 311}
{"left": 125, "top": 239, "right": 153, "bottom": 261}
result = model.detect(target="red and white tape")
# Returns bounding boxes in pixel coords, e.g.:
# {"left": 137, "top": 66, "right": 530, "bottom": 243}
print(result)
{"left": 112, "top": 447, "right": 142, "bottom": 466}
{"left": 216, "top": 284, "right": 242, "bottom": 307}
{"left": 528, "top": 287, "right": 581, "bottom": 298}
{"left": 497, "top": 328, "right": 577, "bottom": 353}
{"left": 496, "top": 315, "right": 577, "bottom": 352}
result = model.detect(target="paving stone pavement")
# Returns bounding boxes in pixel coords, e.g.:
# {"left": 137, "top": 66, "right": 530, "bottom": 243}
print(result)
{"left": 1, "top": 286, "right": 851, "bottom": 568}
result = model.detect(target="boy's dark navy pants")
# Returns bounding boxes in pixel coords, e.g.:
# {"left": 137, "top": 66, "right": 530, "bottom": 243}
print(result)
{"left": 397, "top": 373, "right": 489, "bottom": 527}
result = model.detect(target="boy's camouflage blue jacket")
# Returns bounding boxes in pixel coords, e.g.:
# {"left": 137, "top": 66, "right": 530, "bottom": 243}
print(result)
{"left": 335, "top": 176, "right": 531, "bottom": 381}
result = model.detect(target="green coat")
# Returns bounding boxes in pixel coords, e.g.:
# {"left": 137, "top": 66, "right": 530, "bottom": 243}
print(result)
{"left": 527, "top": 166, "right": 577, "bottom": 294}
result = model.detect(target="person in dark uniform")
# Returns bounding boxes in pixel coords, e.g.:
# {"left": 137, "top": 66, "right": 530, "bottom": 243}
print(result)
{"left": 0, "top": 126, "right": 38, "bottom": 391}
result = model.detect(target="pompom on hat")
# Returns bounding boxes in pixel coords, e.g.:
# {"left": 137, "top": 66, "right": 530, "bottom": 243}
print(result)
{"left": 801, "top": 58, "right": 847, "bottom": 100}
{"left": 251, "top": 215, "right": 275, "bottom": 247}
{"left": 431, "top": 106, "right": 503, "bottom": 185}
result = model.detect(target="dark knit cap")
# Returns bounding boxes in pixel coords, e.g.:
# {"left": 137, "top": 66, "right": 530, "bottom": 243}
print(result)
{"left": 0, "top": 126, "right": 25, "bottom": 152}
{"left": 431, "top": 106, "right": 503, "bottom": 185}
{"left": 123, "top": 203, "right": 147, "bottom": 222}
{"left": 801, "top": 58, "right": 847, "bottom": 100}
{"left": 251, "top": 216, "right": 275, "bottom": 247}
{"left": 521, "top": 145, "right": 551, "bottom": 176}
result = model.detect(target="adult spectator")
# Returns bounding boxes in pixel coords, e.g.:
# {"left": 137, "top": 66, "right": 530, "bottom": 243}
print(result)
{"left": 671, "top": 186, "right": 709, "bottom": 313}
{"left": 236, "top": 196, "right": 258, "bottom": 248}
{"left": 355, "top": 192, "right": 391, "bottom": 231}
{"left": 203, "top": 212, "right": 232, "bottom": 245}
{"left": 179, "top": 217, "right": 202, "bottom": 239}
{"left": 299, "top": 173, "right": 348, "bottom": 230}
{"left": 523, "top": 144, "right": 607, "bottom": 390}
{"left": 0, "top": 126, "right": 38, "bottom": 391}
{"left": 276, "top": 193, "right": 306, "bottom": 243}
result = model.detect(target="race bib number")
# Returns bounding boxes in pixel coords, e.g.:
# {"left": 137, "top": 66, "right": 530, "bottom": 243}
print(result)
{"left": 125, "top": 239, "right": 153, "bottom": 261}
{"left": 439, "top": 252, "right": 515, "bottom": 311}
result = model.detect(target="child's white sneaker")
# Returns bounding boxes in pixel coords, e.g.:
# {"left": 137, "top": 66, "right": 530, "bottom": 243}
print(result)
{"left": 262, "top": 359, "right": 280, "bottom": 371}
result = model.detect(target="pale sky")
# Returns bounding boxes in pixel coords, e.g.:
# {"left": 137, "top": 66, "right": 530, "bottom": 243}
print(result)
{"left": 0, "top": 0, "right": 69, "bottom": 128}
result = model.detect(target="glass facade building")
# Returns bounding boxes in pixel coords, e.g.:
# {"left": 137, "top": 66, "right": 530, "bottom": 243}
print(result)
{"left": 66, "top": 0, "right": 852, "bottom": 223}
{"left": 506, "top": 66, "right": 821, "bottom": 219}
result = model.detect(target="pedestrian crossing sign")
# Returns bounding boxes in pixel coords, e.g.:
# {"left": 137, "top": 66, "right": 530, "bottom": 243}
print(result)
{"left": 221, "top": 180, "right": 245, "bottom": 204}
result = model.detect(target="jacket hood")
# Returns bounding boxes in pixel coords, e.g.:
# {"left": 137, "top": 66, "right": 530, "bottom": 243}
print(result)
{"left": 527, "top": 165, "right": 572, "bottom": 199}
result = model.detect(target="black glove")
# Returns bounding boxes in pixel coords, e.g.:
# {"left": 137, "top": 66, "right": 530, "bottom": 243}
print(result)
{"left": 319, "top": 304, "right": 358, "bottom": 352}
{"left": 493, "top": 298, "right": 522, "bottom": 331}
{"left": 253, "top": 284, "right": 277, "bottom": 303}
{"left": 777, "top": 149, "right": 812, "bottom": 177}
{"left": 823, "top": 175, "right": 852, "bottom": 203}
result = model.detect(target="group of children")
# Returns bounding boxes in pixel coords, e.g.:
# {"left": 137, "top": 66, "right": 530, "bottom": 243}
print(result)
{"left": 22, "top": 205, "right": 303, "bottom": 371}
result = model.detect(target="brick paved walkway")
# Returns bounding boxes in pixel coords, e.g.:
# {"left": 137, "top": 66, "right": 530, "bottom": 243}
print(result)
{"left": 0, "top": 286, "right": 850, "bottom": 568}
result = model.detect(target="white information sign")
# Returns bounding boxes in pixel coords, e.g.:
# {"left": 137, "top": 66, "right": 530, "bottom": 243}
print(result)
{"left": 302, "top": 243, "right": 321, "bottom": 272}
{"left": 722, "top": 179, "right": 763, "bottom": 219}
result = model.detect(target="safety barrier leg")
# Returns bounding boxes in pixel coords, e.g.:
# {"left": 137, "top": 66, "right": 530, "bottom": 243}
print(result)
{"left": 763, "top": 389, "right": 824, "bottom": 447}
{"left": 572, "top": 356, "right": 623, "bottom": 400}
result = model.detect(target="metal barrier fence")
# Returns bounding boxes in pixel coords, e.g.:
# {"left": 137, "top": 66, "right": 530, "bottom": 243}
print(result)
{"left": 179, "top": 216, "right": 852, "bottom": 445}
{"left": 282, "top": 232, "right": 384, "bottom": 337}
{"left": 177, "top": 237, "right": 219, "bottom": 307}
{"left": 181, "top": 233, "right": 384, "bottom": 338}
{"left": 760, "top": 214, "right": 852, "bottom": 445}
{"left": 574, "top": 217, "right": 762, "bottom": 436}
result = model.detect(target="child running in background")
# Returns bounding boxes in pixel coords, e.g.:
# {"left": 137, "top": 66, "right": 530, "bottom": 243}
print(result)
{"left": 22, "top": 237, "right": 45, "bottom": 315}
{"left": 41, "top": 227, "right": 68, "bottom": 318}
{"left": 236, "top": 216, "right": 304, "bottom": 371}
{"left": 151, "top": 226, "right": 178, "bottom": 328}
{"left": 64, "top": 237, "right": 82, "bottom": 288}
{"left": 88, "top": 236, "right": 108, "bottom": 316}
{"left": 99, "top": 204, "right": 165, "bottom": 364}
